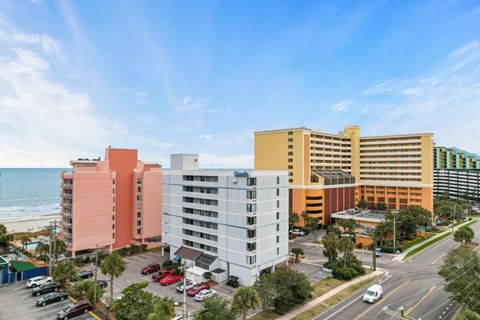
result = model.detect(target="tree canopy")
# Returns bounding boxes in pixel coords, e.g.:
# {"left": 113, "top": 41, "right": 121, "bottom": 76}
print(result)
{"left": 439, "top": 247, "right": 480, "bottom": 313}
{"left": 231, "top": 287, "right": 260, "bottom": 320}
{"left": 52, "top": 260, "right": 77, "bottom": 286}
{"left": 254, "top": 265, "right": 312, "bottom": 314}
{"left": 0, "top": 224, "right": 12, "bottom": 248}
{"left": 454, "top": 226, "right": 475, "bottom": 246}
{"left": 113, "top": 281, "right": 175, "bottom": 320}
{"left": 195, "top": 296, "right": 235, "bottom": 320}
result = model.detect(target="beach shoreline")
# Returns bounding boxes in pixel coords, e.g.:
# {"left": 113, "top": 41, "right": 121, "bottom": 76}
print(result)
{"left": 1, "top": 214, "right": 61, "bottom": 233}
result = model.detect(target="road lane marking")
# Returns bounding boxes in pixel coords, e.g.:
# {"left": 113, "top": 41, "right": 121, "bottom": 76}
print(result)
{"left": 404, "top": 285, "right": 437, "bottom": 316}
{"left": 321, "top": 274, "right": 392, "bottom": 320}
{"left": 353, "top": 280, "right": 411, "bottom": 320}
{"left": 431, "top": 253, "right": 446, "bottom": 265}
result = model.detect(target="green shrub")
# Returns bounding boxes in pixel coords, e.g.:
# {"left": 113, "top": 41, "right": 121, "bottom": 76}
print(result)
{"left": 162, "top": 260, "right": 173, "bottom": 268}
{"left": 130, "top": 244, "right": 141, "bottom": 254}
{"left": 140, "top": 244, "right": 147, "bottom": 252}
{"left": 332, "top": 266, "right": 356, "bottom": 280}
{"left": 203, "top": 272, "right": 213, "bottom": 280}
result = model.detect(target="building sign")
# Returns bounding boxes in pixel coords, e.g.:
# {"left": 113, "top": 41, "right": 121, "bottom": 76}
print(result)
{"left": 234, "top": 171, "right": 249, "bottom": 177}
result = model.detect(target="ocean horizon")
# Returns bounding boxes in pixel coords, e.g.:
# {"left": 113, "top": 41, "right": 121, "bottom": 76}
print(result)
{"left": 0, "top": 168, "right": 68, "bottom": 221}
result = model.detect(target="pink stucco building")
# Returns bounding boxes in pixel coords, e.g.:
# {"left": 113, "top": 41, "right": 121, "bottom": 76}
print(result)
{"left": 61, "top": 147, "right": 162, "bottom": 257}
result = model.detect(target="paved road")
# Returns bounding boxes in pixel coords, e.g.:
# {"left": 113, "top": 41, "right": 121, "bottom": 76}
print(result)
{"left": 312, "top": 220, "right": 480, "bottom": 320}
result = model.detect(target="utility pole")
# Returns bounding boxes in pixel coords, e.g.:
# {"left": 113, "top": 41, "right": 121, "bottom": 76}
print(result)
{"left": 52, "top": 220, "right": 57, "bottom": 266}
{"left": 393, "top": 211, "right": 396, "bottom": 254}
{"left": 48, "top": 222, "right": 53, "bottom": 276}
{"left": 452, "top": 206, "right": 456, "bottom": 234}
{"left": 182, "top": 261, "right": 188, "bottom": 320}
{"left": 93, "top": 244, "right": 99, "bottom": 305}
{"left": 372, "top": 227, "right": 377, "bottom": 271}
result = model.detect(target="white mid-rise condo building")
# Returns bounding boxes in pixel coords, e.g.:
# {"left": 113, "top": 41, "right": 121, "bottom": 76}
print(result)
{"left": 162, "top": 154, "right": 289, "bottom": 286}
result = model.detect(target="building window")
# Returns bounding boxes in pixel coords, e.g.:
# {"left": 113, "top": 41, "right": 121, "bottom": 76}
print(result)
{"left": 276, "top": 235, "right": 279, "bottom": 243}
{"left": 137, "top": 187, "right": 142, "bottom": 192}
{"left": 288, "top": 131, "right": 293, "bottom": 135}
{"left": 137, "top": 195, "right": 141, "bottom": 201}
{"left": 288, "top": 138, "right": 293, "bottom": 142}
{"left": 137, "top": 204, "right": 142, "bottom": 209}
{"left": 246, "top": 255, "right": 256, "bottom": 265}
{"left": 246, "top": 203, "right": 257, "bottom": 212}
{"left": 112, "top": 233, "right": 115, "bottom": 238}
{"left": 137, "top": 229, "right": 141, "bottom": 235}
{"left": 112, "top": 179, "right": 115, "bottom": 185}
{"left": 288, "top": 159, "right": 293, "bottom": 163}
{"left": 277, "top": 200, "right": 280, "bottom": 208}
{"left": 288, "top": 145, "right": 293, "bottom": 149}
{"left": 247, "top": 216, "right": 257, "bottom": 225}
{"left": 247, "top": 177, "right": 257, "bottom": 186}
{"left": 288, "top": 165, "right": 293, "bottom": 169}
{"left": 276, "top": 176, "right": 280, "bottom": 184}
{"left": 247, "top": 229, "right": 256, "bottom": 238}
{"left": 247, "top": 242, "right": 256, "bottom": 251}
{"left": 247, "top": 190, "right": 257, "bottom": 199}
{"left": 276, "top": 188, "right": 280, "bottom": 196}
{"left": 112, "top": 206, "right": 115, "bottom": 212}
{"left": 137, "top": 178, "right": 142, "bottom": 184}
{"left": 137, "top": 220, "right": 141, "bottom": 226}
{"left": 277, "top": 247, "right": 280, "bottom": 255}
{"left": 276, "top": 224, "right": 280, "bottom": 232}
{"left": 289, "top": 179, "right": 293, "bottom": 183}
{"left": 137, "top": 212, "right": 141, "bottom": 218}
{"left": 112, "top": 215, "right": 115, "bottom": 221}
{"left": 276, "top": 212, "right": 279, "bottom": 220}
{"left": 112, "top": 224, "right": 115, "bottom": 230}
{"left": 112, "top": 188, "right": 115, "bottom": 194}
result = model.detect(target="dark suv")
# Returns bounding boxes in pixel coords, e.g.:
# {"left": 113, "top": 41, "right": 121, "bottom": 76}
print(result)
{"left": 57, "top": 299, "right": 92, "bottom": 319}
{"left": 77, "top": 271, "right": 94, "bottom": 279}
{"left": 226, "top": 275, "right": 239, "bottom": 288}
{"left": 32, "top": 281, "right": 61, "bottom": 296}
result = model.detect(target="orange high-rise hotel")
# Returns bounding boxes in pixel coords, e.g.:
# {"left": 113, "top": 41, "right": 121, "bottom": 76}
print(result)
{"left": 61, "top": 147, "right": 162, "bottom": 257}
{"left": 255, "top": 126, "right": 434, "bottom": 226}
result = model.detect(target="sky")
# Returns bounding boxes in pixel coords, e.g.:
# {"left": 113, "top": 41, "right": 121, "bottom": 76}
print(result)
{"left": 0, "top": 0, "right": 480, "bottom": 168}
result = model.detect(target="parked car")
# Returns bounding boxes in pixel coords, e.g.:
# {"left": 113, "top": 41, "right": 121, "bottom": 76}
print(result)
{"left": 152, "top": 269, "right": 176, "bottom": 282}
{"left": 226, "top": 275, "right": 239, "bottom": 288}
{"left": 160, "top": 275, "right": 182, "bottom": 286}
{"left": 96, "top": 280, "right": 108, "bottom": 288}
{"left": 290, "top": 229, "right": 305, "bottom": 236}
{"left": 27, "top": 276, "right": 53, "bottom": 288}
{"left": 187, "top": 283, "right": 210, "bottom": 297}
{"left": 176, "top": 280, "right": 195, "bottom": 292}
{"left": 77, "top": 271, "right": 94, "bottom": 280}
{"left": 141, "top": 263, "right": 161, "bottom": 275}
{"left": 363, "top": 284, "right": 383, "bottom": 303}
{"left": 142, "top": 263, "right": 160, "bottom": 274}
{"left": 375, "top": 248, "right": 382, "bottom": 258}
{"left": 36, "top": 291, "right": 68, "bottom": 307}
{"left": 32, "top": 281, "right": 61, "bottom": 296}
{"left": 57, "top": 299, "right": 92, "bottom": 319}
{"left": 194, "top": 289, "right": 217, "bottom": 302}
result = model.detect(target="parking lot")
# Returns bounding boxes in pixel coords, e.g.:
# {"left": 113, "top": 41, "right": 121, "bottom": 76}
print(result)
{"left": 0, "top": 282, "right": 95, "bottom": 320}
{"left": 82, "top": 251, "right": 236, "bottom": 315}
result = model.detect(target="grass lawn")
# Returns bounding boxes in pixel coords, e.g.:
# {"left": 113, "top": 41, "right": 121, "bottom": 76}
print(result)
{"left": 400, "top": 233, "right": 437, "bottom": 251}
{"left": 291, "top": 275, "right": 381, "bottom": 320}
{"left": 404, "top": 232, "right": 452, "bottom": 260}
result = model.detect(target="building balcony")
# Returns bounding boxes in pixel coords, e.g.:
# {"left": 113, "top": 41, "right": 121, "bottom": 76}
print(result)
{"left": 63, "top": 202, "right": 72, "bottom": 209}
{"left": 62, "top": 193, "right": 72, "bottom": 199}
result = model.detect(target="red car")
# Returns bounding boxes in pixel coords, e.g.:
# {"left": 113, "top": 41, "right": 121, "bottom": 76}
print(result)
{"left": 160, "top": 275, "right": 182, "bottom": 286}
{"left": 152, "top": 269, "right": 176, "bottom": 282}
{"left": 141, "top": 263, "right": 161, "bottom": 275}
{"left": 187, "top": 282, "right": 210, "bottom": 297}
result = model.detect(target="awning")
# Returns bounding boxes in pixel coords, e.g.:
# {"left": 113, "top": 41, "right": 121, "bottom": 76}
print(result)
{"left": 10, "top": 260, "right": 36, "bottom": 272}
{"left": 174, "top": 246, "right": 203, "bottom": 261}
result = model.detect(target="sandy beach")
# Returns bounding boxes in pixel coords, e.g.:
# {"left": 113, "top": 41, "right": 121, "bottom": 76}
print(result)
{"left": 0, "top": 214, "right": 61, "bottom": 233}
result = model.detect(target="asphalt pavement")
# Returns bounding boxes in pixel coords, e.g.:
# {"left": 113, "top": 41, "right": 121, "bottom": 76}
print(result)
{"left": 311, "top": 219, "right": 480, "bottom": 320}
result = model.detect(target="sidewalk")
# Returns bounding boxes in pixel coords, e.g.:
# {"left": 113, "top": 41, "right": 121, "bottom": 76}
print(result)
{"left": 275, "top": 269, "right": 385, "bottom": 320}
{"left": 393, "top": 219, "right": 474, "bottom": 262}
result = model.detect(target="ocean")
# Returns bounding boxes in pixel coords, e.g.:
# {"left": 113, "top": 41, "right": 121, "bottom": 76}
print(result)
{"left": 0, "top": 168, "right": 67, "bottom": 221}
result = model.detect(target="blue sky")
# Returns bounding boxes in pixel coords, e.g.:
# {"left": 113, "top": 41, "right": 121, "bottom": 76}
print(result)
{"left": 0, "top": 0, "right": 480, "bottom": 167}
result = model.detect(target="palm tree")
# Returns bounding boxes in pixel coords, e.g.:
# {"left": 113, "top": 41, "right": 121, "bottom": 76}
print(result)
{"left": 101, "top": 252, "right": 125, "bottom": 310}
{"left": 337, "top": 237, "right": 353, "bottom": 267}
{"left": 53, "top": 239, "right": 67, "bottom": 263}
{"left": 231, "top": 287, "right": 260, "bottom": 320}
{"left": 289, "top": 210, "right": 300, "bottom": 231}
{"left": 322, "top": 232, "right": 338, "bottom": 263}
{"left": 290, "top": 247, "right": 304, "bottom": 263}
{"left": 21, "top": 236, "right": 31, "bottom": 250}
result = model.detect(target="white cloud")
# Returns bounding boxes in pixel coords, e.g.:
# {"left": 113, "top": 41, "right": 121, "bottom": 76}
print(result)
{"left": 180, "top": 96, "right": 221, "bottom": 113}
{"left": 356, "top": 40, "right": 480, "bottom": 154}
{"left": 199, "top": 153, "right": 254, "bottom": 168}
{"left": 331, "top": 100, "right": 352, "bottom": 112}
{"left": 12, "top": 33, "right": 65, "bottom": 62}
{"left": 361, "top": 78, "right": 396, "bottom": 95}
{"left": 199, "top": 134, "right": 213, "bottom": 140}
{"left": 122, "top": 87, "right": 148, "bottom": 97}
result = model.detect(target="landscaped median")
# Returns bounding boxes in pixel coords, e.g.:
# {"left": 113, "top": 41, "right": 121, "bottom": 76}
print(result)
{"left": 250, "top": 269, "right": 386, "bottom": 320}
{"left": 400, "top": 219, "right": 477, "bottom": 261}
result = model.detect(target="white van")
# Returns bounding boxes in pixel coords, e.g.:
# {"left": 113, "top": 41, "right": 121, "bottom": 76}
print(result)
{"left": 363, "top": 284, "right": 383, "bottom": 303}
